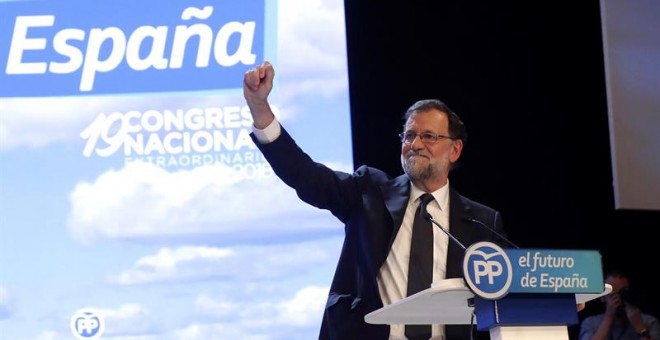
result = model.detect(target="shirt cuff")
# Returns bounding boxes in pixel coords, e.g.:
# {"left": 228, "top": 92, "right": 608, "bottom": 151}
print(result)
{"left": 252, "top": 118, "right": 281, "bottom": 144}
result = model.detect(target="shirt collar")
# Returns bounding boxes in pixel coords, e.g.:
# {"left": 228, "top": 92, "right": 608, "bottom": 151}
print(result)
{"left": 409, "top": 180, "right": 450, "bottom": 212}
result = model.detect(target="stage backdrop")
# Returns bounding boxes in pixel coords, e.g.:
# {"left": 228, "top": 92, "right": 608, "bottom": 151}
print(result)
{"left": 0, "top": 0, "right": 352, "bottom": 339}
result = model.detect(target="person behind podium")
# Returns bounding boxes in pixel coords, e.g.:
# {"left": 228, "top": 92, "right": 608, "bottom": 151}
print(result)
{"left": 243, "top": 61, "right": 509, "bottom": 340}
{"left": 579, "top": 269, "right": 660, "bottom": 340}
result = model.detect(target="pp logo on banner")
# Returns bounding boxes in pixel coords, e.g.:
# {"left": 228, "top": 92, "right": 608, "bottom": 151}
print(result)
{"left": 463, "top": 241, "right": 513, "bottom": 299}
{"left": 70, "top": 308, "right": 105, "bottom": 339}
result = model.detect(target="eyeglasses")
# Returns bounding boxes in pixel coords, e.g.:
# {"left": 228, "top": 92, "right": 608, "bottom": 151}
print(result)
{"left": 398, "top": 131, "right": 454, "bottom": 145}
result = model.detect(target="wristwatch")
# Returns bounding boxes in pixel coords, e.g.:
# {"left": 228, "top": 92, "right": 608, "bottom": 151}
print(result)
{"left": 639, "top": 329, "right": 649, "bottom": 338}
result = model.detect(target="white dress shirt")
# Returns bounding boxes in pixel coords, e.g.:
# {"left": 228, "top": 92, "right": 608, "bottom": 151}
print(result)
{"left": 377, "top": 184, "right": 450, "bottom": 340}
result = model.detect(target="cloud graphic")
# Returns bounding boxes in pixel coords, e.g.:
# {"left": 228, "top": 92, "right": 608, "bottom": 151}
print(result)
{"left": 67, "top": 161, "right": 347, "bottom": 245}
{"left": 182, "top": 285, "right": 327, "bottom": 340}
{"left": 109, "top": 237, "right": 342, "bottom": 285}
{"left": 97, "top": 303, "right": 158, "bottom": 337}
{"left": 0, "top": 286, "right": 13, "bottom": 320}
{"left": 28, "top": 284, "right": 329, "bottom": 340}
{"left": 276, "top": 286, "right": 328, "bottom": 326}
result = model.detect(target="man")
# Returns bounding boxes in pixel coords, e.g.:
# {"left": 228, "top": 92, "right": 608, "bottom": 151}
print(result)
{"left": 579, "top": 270, "right": 660, "bottom": 340}
{"left": 243, "top": 61, "right": 508, "bottom": 340}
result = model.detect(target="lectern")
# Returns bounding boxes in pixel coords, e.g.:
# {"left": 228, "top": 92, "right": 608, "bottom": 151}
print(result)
{"left": 365, "top": 278, "right": 611, "bottom": 340}
{"left": 365, "top": 242, "right": 610, "bottom": 340}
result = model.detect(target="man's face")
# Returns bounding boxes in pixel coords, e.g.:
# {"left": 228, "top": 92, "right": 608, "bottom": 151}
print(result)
{"left": 606, "top": 275, "right": 630, "bottom": 294}
{"left": 601, "top": 274, "right": 631, "bottom": 308}
{"left": 400, "top": 109, "right": 462, "bottom": 187}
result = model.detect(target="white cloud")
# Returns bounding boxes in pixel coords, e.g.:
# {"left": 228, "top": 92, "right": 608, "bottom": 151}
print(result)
{"left": 170, "top": 323, "right": 269, "bottom": 340}
{"left": 109, "top": 237, "right": 341, "bottom": 285}
{"left": 0, "top": 96, "right": 108, "bottom": 151}
{"left": 0, "top": 94, "right": 224, "bottom": 151}
{"left": 194, "top": 293, "right": 239, "bottom": 318}
{"left": 34, "top": 331, "right": 60, "bottom": 340}
{"left": 26, "top": 304, "right": 156, "bottom": 340}
{"left": 272, "top": 0, "right": 350, "bottom": 123}
{"left": 26, "top": 285, "right": 329, "bottom": 340}
{"left": 97, "top": 303, "right": 157, "bottom": 337}
{"left": 109, "top": 246, "right": 234, "bottom": 285}
{"left": 188, "top": 285, "right": 327, "bottom": 340}
{"left": 67, "top": 160, "right": 347, "bottom": 245}
{"left": 278, "top": 0, "right": 348, "bottom": 78}
{"left": 0, "top": 286, "right": 12, "bottom": 319}
{"left": 276, "top": 286, "right": 328, "bottom": 326}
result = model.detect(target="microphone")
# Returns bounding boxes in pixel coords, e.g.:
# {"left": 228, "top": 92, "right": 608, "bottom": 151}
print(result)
{"left": 419, "top": 198, "right": 466, "bottom": 251}
{"left": 463, "top": 216, "right": 519, "bottom": 249}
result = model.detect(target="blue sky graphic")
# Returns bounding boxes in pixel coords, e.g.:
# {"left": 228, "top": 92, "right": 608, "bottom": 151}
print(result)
{"left": 0, "top": 0, "right": 354, "bottom": 339}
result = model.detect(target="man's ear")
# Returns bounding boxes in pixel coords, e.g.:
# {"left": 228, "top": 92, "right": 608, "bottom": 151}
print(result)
{"left": 450, "top": 139, "right": 463, "bottom": 163}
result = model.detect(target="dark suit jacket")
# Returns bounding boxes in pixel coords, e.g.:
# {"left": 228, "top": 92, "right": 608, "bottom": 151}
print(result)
{"left": 253, "top": 128, "right": 507, "bottom": 340}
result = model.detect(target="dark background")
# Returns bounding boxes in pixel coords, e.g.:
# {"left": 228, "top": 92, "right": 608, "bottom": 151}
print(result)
{"left": 343, "top": 1, "right": 660, "bottom": 338}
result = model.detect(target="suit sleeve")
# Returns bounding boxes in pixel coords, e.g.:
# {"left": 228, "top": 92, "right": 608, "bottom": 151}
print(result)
{"left": 251, "top": 127, "right": 359, "bottom": 223}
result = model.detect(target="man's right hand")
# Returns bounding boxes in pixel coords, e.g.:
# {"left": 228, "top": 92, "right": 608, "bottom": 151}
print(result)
{"left": 604, "top": 292, "right": 623, "bottom": 317}
{"left": 243, "top": 61, "right": 275, "bottom": 129}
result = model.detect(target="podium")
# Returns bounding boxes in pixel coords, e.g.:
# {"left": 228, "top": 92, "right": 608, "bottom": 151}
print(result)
{"left": 365, "top": 278, "right": 612, "bottom": 340}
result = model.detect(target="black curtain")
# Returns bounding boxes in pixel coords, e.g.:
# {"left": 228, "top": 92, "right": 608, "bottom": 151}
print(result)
{"left": 344, "top": 1, "right": 660, "bottom": 338}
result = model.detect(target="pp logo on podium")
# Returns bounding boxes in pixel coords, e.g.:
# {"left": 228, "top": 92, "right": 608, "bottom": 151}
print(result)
{"left": 463, "top": 241, "right": 513, "bottom": 299}
{"left": 70, "top": 308, "right": 105, "bottom": 339}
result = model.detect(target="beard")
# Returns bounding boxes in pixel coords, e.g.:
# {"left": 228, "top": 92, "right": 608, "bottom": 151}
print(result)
{"left": 402, "top": 152, "right": 435, "bottom": 182}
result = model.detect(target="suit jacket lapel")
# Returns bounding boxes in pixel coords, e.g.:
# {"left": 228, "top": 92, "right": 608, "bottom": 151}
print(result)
{"left": 381, "top": 174, "right": 410, "bottom": 250}
{"left": 446, "top": 188, "right": 470, "bottom": 278}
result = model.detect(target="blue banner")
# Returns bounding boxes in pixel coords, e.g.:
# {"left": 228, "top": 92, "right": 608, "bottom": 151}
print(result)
{"left": 463, "top": 242, "right": 604, "bottom": 299}
{"left": 0, "top": 0, "right": 274, "bottom": 97}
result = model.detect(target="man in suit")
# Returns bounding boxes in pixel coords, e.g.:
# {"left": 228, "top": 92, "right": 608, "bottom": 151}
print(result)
{"left": 243, "top": 61, "right": 508, "bottom": 340}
